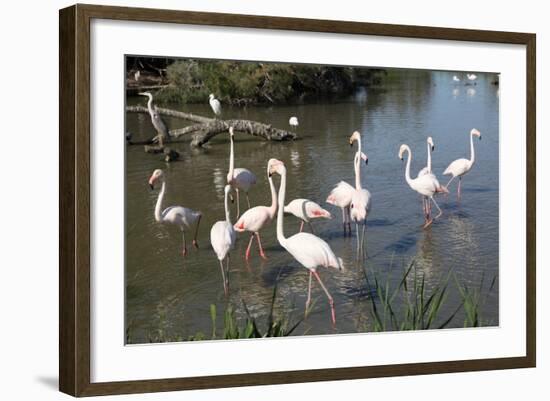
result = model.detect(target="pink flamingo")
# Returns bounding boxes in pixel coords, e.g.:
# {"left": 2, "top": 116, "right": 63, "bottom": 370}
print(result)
{"left": 399, "top": 145, "right": 448, "bottom": 228}
{"left": 284, "top": 199, "right": 331, "bottom": 233}
{"left": 349, "top": 131, "right": 372, "bottom": 257}
{"left": 148, "top": 169, "right": 202, "bottom": 256}
{"left": 271, "top": 159, "right": 343, "bottom": 325}
{"left": 210, "top": 185, "right": 236, "bottom": 295}
{"left": 326, "top": 151, "right": 368, "bottom": 236}
{"left": 418, "top": 136, "right": 436, "bottom": 219}
{"left": 233, "top": 159, "right": 278, "bottom": 261}
{"left": 443, "top": 128, "right": 482, "bottom": 200}
{"left": 227, "top": 127, "right": 257, "bottom": 219}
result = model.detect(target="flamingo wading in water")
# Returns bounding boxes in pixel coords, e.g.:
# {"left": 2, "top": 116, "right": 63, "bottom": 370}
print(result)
{"left": 349, "top": 131, "right": 372, "bottom": 257}
{"left": 289, "top": 116, "right": 299, "bottom": 129}
{"left": 227, "top": 127, "right": 257, "bottom": 218}
{"left": 210, "top": 185, "right": 236, "bottom": 295}
{"left": 284, "top": 199, "right": 331, "bottom": 233}
{"left": 233, "top": 159, "right": 278, "bottom": 261}
{"left": 443, "top": 128, "right": 482, "bottom": 200}
{"left": 209, "top": 93, "right": 221, "bottom": 117}
{"left": 326, "top": 151, "right": 368, "bottom": 236}
{"left": 148, "top": 169, "right": 202, "bottom": 256}
{"left": 399, "top": 144, "right": 448, "bottom": 228}
{"left": 270, "top": 159, "right": 343, "bottom": 325}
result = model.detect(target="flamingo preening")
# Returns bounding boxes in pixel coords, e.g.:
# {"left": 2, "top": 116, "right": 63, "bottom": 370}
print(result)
{"left": 399, "top": 145, "right": 448, "bottom": 228}
{"left": 349, "top": 131, "right": 372, "bottom": 257}
{"left": 270, "top": 159, "right": 343, "bottom": 325}
{"left": 233, "top": 159, "right": 278, "bottom": 261}
{"left": 443, "top": 128, "right": 482, "bottom": 200}
{"left": 209, "top": 93, "right": 222, "bottom": 117}
{"left": 210, "top": 185, "right": 236, "bottom": 295}
{"left": 227, "top": 127, "right": 257, "bottom": 218}
{"left": 148, "top": 169, "right": 202, "bottom": 256}
{"left": 284, "top": 199, "right": 331, "bottom": 233}
{"left": 326, "top": 151, "right": 368, "bottom": 236}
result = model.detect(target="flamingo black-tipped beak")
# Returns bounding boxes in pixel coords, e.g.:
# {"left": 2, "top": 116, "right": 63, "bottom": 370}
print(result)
{"left": 268, "top": 173, "right": 273, "bottom": 177}
{"left": 479, "top": 135, "right": 482, "bottom": 140}
{"left": 364, "top": 158, "right": 368, "bottom": 165}
{"left": 432, "top": 145, "right": 435, "bottom": 151}
{"left": 149, "top": 184, "right": 154, "bottom": 190}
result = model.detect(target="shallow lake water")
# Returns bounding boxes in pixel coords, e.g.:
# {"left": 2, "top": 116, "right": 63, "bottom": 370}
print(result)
{"left": 125, "top": 69, "right": 499, "bottom": 343}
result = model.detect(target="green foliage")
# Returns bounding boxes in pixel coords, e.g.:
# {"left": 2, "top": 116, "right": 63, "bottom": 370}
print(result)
{"left": 363, "top": 260, "right": 495, "bottom": 332}
{"left": 155, "top": 59, "right": 385, "bottom": 105}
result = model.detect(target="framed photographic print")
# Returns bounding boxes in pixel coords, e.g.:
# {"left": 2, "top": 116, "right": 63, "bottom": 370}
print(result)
{"left": 59, "top": 4, "right": 536, "bottom": 397}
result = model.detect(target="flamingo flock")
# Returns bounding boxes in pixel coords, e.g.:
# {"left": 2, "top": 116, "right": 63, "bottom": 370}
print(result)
{"left": 145, "top": 121, "right": 483, "bottom": 326}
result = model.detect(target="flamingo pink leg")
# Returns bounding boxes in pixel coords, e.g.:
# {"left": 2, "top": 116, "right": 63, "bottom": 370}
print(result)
{"left": 305, "top": 271, "right": 313, "bottom": 315}
{"left": 219, "top": 260, "right": 228, "bottom": 295}
{"left": 299, "top": 220, "right": 305, "bottom": 233}
{"left": 457, "top": 177, "right": 462, "bottom": 201}
{"left": 245, "top": 234, "right": 254, "bottom": 260}
{"left": 192, "top": 214, "right": 201, "bottom": 249}
{"left": 312, "top": 270, "right": 336, "bottom": 325}
{"left": 235, "top": 189, "right": 241, "bottom": 219}
{"left": 255, "top": 232, "right": 267, "bottom": 260}
{"left": 181, "top": 229, "right": 188, "bottom": 257}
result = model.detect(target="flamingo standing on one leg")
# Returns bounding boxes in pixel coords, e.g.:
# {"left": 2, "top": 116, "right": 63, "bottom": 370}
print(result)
{"left": 417, "top": 136, "right": 435, "bottom": 219}
{"left": 326, "top": 151, "right": 368, "bottom": 236}
{"left": 398, "top": 145, "right": 448, "bottom": 228}
{"left": 270, "top": 159, "right": 343, "bottom": 325}
{"left": 227, "top": 127, "right": 257, "bottom": 219}
{"left": 210, "top": 185, "right": 236, "bottom": 295}
{"left": 349, "top": 131, "right": 372, "bottom": 258}
{"left": 443, "top": 128, "right": 482, "bottom": 201}
{"left": 233, "top": 159, "right": 278, "bottom": 261}
{"left": 284, "top": 199, "right": 331, "bottom": 233}
{"left": 148, "top": 169, "right": 202, "bottom": 256}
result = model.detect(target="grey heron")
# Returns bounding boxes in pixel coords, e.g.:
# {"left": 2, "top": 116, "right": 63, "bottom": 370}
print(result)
{"left": 139, "top": 92, "right": 169, "bottom": 147}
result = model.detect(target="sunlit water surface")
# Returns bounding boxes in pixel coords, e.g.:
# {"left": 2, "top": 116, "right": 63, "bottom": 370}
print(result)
{"left": 125, "top": 70, "right": 499, "bottom": 343}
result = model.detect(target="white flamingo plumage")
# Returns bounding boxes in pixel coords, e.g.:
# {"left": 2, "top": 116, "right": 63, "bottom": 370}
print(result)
{"left": 349, "top": 131, "right": 372, "bottom": 257}
{"left": 467, "top": 74, "right": 477, "bottom": 81}
{"left": 233, "top": 159, "right": 278, "bottom": 261}
{"left": 209, "top": 93, "right": 222, "bottom": 117}
{"left": 148, "top": 169, "right": 202, "bottom": 256}
{"left": 326, "top": 151, "right": 368, "bottom": 236}
{"left": 210, "top": 185, "right": 236, "bottom": 295}
{"left": 452, "top": 75, "right": 460, "bottom": 82}
{"left": 417, "top": 136, "right": 435, "bottom": 177}
{"left": 284, "top": 199, "right": 331, "bottom": 233}
{"left": 227, "top": 127, "right": 257, "bottom": 218}
{"left": 399, "top": 145, "right": 448, "bottom": 228}
{"left": 270, "top": 159, "right": 343, "bottom": 325}
{"left": 443, "top": 128, "right": 482, "bottom": 200}
{"left": 289, "top": 116, "right": 299, "bottom": 128}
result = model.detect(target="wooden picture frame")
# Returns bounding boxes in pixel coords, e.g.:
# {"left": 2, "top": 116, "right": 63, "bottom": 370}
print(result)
{"left": 59, "top": 3, "right": 536, "bottom": 397}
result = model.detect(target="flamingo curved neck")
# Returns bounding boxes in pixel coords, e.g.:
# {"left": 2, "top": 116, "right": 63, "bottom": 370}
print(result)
{"left": 427, "top": 141, "right": 432, "bottom": 173}
{"left": 354, "top": 136, "right": 362, "bottom": 190}
{"left": 267, "top": 175, "right": 278, "bottom": 219}
{"left": 276, "top": 169, "right": 288, "bottom": 246}
{"left": 469, "top": 132, "right": 476, "bottom": 165}
{"left": 403, "top": 147, "right": 413, "bottom": 186}
{"left": 228, "top": 135, "right": 235, "bottom": 181}
{"left": 154, "top": 180, "right": 166, "bottom": 222}
{"left": 224, "top": 189, "right": 231, "bottom": 224}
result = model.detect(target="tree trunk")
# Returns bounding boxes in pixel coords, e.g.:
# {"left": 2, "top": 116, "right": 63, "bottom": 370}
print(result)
{"left": 126, "top": 105, "right": 297, "bottom": 147}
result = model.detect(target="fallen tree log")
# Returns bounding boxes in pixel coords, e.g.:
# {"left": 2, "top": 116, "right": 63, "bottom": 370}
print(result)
{"left": 126, "top": 105, "right": 297, "bottom": 147}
